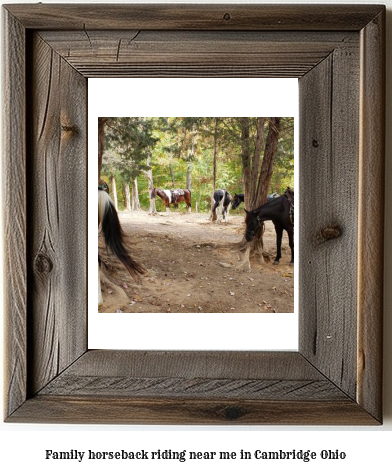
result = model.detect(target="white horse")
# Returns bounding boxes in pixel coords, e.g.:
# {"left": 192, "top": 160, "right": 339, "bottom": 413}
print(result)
{"left": 98, "top": 189, "right": 144, "bottom": 306}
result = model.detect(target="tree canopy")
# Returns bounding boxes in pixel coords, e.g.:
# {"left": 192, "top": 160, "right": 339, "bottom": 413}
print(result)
{"left": 100, "top": 117, "right": 294, "bottom": 213}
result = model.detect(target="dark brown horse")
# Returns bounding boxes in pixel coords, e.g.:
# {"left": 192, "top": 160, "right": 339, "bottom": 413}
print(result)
{"left": 231, "top": 193, "right": 244, "bottom": 210}
{"left": 232, "top": 192, "right": 279, "bottom": 210}
{"left": 151, "top": 187, "right": 192, "bottom": 212}
{"left": 244, "top": 189, "right": 294, "bottom": 265}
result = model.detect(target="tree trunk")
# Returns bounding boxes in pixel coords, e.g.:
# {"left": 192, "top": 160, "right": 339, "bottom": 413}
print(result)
{"left": 240, "top": 117, "right": 281, "bottom": 212}
{"left": 238, "top": 117, "right": 281, "bottom": 267}
{"left": 186, "top": 162, "right": 192, "bottom": 191}
{"left": 210, "top": 191, "right": 216, "bottom": 221}
{"left": 124, "top": 183, "right": 131, "bottom": 211}
{"left": 167, "top": 117, "right": 176, "bottom": 187}
{"left": 98, "top": 117, "right": 107, "bottom": 180}
{"left": 213, "top": 118, "right": 218, "bottom": 191}
{"left": 186, "top": 124, "right": 196, "bottom": 191}
{"left": 250, "top": 117, "right": 266, "bottom": 209}
{"left": 210, "top": 117, "right": 218, "bottom": 220}
{"left": 144, "top": 151, "right": 157, "bottom": 214}
{"left": 254, "top": 117, "right": 281, "bottom": 207}
{"left": 110, "top": 175, "right": 118, "bottom": 210}
{"left": 131, "top": 177, "right": 141, "bottom": 211}
{"left": 170, "top": 161, "right": 175, "bottom": 187}
{"left": 240, "top": 117, "right": 252, "bottom": 211}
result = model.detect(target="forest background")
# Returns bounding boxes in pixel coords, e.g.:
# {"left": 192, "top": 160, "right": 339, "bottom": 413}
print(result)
{"left": 99, "top": 117, "right": 294, "bottom": 213}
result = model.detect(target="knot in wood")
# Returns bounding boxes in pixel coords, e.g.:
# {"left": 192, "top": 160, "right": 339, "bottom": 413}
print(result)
{"left": 223, "top": 12, "right": 231, "bottom": 21}
{"left": 314, "top": 225, "right": 342, "bottom": 245}
{"left": 61, "top": 124, "right": 77, "bottom": 133}
{"left": 223, "top": 405, "right": 244, "bottom": 420}
{"left": 312, "top": 139, "right": 319, "bottom": 148}
{"left": 34, "top": 252, "right": 53, "bottom": 275}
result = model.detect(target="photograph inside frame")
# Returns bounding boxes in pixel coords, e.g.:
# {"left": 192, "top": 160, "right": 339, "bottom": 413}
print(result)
{"left": 97, "top": 117, "right": 295, "bottom": 314}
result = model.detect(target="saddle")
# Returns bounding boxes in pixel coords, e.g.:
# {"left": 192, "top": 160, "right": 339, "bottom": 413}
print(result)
{"left": 171, "top": 188, "right": 185, "bottom": 203}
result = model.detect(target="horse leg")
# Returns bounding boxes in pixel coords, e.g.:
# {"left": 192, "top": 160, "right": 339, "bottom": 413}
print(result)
{"left": 288, "top": 227, "right": 294, "bottom": 265}
{"left": 219, "top": 200, "right": 224, "bottom": 221}
{"left": 222, "top": 205, "right": 227, "bottom": 222}
{"left": 211, "top": 200, "right": 219, "bottom": 221}
{"left": 273, "top": 225, "right": 283, "bottom": 264}
{"left": 225, "top": 203, "right": 231, "bottom": 222}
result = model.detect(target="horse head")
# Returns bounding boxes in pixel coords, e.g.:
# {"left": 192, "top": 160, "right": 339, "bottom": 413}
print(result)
{"left": 244, "top": 209, "right": 262, "bottom": 242}
{"left": 231, "top": 193, "right": 241, "bottom": 210}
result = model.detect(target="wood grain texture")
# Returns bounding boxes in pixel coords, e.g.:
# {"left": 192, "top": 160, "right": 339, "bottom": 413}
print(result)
{"left": 9, "top": 396, "right": 378, "bottom": 425}
{"left": 58, "top": 350, "right": 325, "bottom": 379}
{"left": 27, "top": 33, "right": 87, "bottom": 396}
{"left": 38, "top": 351, "right": 347, "bottom": 400}
{"left": 2, "top": 9, "right": 27, "bottom": 419}
{"left": 39, "top": 377, "right": 346, "bottom": 400}
{"left": 2, "top": 4, "right": 385, "bottom": 425}
{"left": 299, "top": 40, "right": 360, "bottom": 399}
{"left": 7, "top": 351, "right": 378, "bottom": 424}
{"left": 357, "top": 9, "right": 385, "bottom": 422}
{"left": 4, "top": 4, "right": 384, "bottom": 31}
{"left": 39, "top": 30, "right": 358, "bottom": 78}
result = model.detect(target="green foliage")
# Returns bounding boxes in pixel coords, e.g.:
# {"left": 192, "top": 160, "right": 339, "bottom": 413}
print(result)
{"left": 270, "top": 117, "right": 295, "bottom": 193}
{"left": 103, "top": 117, "right": 157, "bottom": 181}
{"left": 101, "top": 117, "right": 294, "bottom": 212}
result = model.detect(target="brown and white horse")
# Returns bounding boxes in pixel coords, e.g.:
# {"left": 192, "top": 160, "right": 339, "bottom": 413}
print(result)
{"left": 98, "top": 189, "right": 144, "bottom": 306}
{"left": 151, "top": 187, "right": 191, "bottom": 212}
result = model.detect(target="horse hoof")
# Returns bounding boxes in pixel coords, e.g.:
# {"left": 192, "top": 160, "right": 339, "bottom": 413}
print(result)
{"left": 273, "top": 260, "right": 279, "bottom": 265}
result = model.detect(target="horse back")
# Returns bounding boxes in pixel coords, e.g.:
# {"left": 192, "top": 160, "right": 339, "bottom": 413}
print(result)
{"left": 257, "top": 195, "right": 292, "bottom": 227}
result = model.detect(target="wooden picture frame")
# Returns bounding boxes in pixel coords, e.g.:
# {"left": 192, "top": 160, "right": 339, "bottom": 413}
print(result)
{"left": 3, "top": 4, "right": 385, "bottom": 424}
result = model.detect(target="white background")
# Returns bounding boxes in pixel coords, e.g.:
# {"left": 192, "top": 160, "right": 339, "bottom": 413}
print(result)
{"left": 1, "top": 0, "right": 391, "bottom": 473}
{"left": 88, "top": 78, "right": 299, "bottom": 351}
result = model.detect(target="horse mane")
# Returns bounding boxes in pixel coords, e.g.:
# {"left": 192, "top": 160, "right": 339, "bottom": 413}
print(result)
{"left": 284, "top": 187, "right": 294, "bottom": 202}
{"left": 251, "top": 189, "right": 293, "bottom": 214}
{"left": 252, "top": 194, "right": 283, "bottom": 213}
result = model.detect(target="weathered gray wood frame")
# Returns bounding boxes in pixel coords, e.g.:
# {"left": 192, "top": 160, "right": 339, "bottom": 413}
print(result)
{"left": 2, "top": 4, "right": 384, "bottom": 424}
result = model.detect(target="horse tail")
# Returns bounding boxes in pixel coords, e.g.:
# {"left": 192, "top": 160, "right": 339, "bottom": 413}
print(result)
{"left": 98, "top": 190, "right": 145, "bottom": 278}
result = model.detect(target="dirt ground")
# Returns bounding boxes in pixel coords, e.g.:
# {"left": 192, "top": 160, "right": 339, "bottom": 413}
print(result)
{"left": 98, "top": 209, "right": 294, "bottom": 313}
